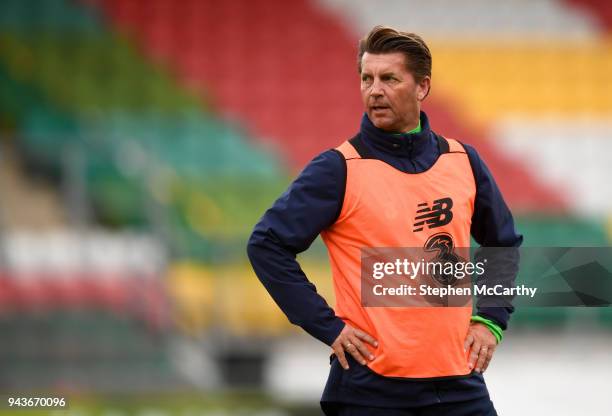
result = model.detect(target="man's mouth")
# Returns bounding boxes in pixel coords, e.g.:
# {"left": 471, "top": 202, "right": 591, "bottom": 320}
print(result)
{"left": 371, "top": 106, "right": 389, "bottom": 112}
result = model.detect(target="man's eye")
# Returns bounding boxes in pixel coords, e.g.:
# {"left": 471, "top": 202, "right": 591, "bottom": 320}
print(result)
{"left": 362, "top": 76, "right": 372, "bottom": 82}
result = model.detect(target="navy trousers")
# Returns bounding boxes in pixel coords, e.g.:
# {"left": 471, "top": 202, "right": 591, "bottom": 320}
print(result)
{"left": 324, "top": 397, "right": 498, "bottom": 416}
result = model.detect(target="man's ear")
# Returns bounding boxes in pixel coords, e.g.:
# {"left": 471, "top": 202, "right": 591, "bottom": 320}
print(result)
{"left": 417, "top": 76, "right": 431, "bottom": 101}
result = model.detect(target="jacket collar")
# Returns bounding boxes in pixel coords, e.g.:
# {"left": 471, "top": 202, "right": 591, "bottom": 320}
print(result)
{"left": 360, "top": 111, "right": 435, "bottom": 158}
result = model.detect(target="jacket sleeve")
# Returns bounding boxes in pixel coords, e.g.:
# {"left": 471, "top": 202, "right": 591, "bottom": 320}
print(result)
{"left": 246, "top": 149, "right": 347, "bottom": 345}
{"left": 464, "top": 144, "right": 524, "bottom": 330}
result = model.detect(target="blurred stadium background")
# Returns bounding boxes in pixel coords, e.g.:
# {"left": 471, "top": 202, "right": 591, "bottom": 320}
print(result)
{"left": 0, "top": 0, "right": 611, "bottom": 414}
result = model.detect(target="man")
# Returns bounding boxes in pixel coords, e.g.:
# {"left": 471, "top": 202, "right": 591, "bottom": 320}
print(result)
{"left": 247, "top": 26, "right": 522, "bottom": 415}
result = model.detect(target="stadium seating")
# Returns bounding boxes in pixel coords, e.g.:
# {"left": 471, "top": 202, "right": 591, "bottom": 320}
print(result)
{"left": 1, "top": 0, "right": 611, "bottom": 351}
{"left": 0, "top": 0, "right": 290, "bottom": 246}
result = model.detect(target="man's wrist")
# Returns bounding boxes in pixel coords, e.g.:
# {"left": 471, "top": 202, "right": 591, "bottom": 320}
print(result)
{"left": 471, "top": 315, "right": 503, "bottom": 343}
{"left": 322, "top": 318, "right": 346, "bottom": 346}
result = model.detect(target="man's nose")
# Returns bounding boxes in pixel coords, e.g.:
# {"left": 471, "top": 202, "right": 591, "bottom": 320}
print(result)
{"left": 370, "top": 79, "right": 384, "bottom": 96}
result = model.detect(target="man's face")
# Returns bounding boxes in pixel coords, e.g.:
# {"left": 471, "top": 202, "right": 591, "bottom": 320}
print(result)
{"left": 360, "top": 52, "right": 430, "bottom": 133}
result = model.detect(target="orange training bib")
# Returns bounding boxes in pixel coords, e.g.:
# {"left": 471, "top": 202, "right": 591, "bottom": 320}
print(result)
{"left": 321, "top": 133, "right": 476, "bottom": 379}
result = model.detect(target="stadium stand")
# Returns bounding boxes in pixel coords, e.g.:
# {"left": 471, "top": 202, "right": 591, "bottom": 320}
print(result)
{"left": 87, "top": 0, "right": 612, "bottom": 327}
{"left": 89, "top": 0, "right": 570, "bottom": 213}
{"left": 0, "top": 0, "right": 611, "bottom": 392}
{"left": 0, "top": 0, "right": 292, "bottom": 389}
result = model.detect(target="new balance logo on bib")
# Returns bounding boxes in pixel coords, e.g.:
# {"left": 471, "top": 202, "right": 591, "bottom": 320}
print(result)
{"left": 413, "top": 197, "right": 454, "bottom": 232}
